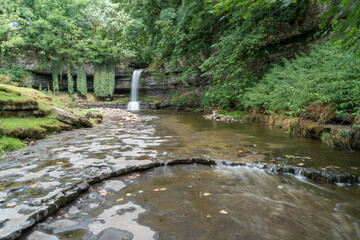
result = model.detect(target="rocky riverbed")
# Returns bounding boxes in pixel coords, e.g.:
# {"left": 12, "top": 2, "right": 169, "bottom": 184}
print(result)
{"left": 0, "top": 109, "right": 161, "bottom": 239}
{"left": 0, "top": 110, "right": 359, "bottom": 239}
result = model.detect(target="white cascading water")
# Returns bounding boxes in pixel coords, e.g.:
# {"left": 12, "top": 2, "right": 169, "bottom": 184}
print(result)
{"left": 127, "top": 69, "right": 143, "bottom": 111}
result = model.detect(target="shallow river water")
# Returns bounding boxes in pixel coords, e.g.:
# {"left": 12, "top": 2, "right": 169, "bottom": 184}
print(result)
{"left": 148, "top": 111, "right": 360, "bottom": 171}
{"left": 23, "top": 164, "right": 360, "bottom": 240}
{"left": 1, "top": 111, "right": 359, "bottom": 240}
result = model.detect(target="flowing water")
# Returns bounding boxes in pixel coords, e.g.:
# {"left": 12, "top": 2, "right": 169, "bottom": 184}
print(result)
{"left": 127, "top": 70, "right": 143, "bottom": 111}
{"left": 2, "top": 111, "right": 359, "bottom": 239}
{"left": 23, "top": 165, "right": 360, "bottom": 240}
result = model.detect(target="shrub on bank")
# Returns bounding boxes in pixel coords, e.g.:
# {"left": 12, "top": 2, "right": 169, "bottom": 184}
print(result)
{"left": 244, "top": 44, "right": 360, "bottom": 116}
{"left": 202, "top": 43, "right": 360, "bottom": 117}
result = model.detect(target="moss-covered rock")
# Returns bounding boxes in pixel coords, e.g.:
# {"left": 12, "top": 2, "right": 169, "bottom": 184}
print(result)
{"left": 52, "top": 107, "right": 93, "bottom": 128}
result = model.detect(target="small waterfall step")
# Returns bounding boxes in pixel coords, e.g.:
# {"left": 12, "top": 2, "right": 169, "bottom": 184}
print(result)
{"left": 127, "top": 69, "right": 143, "bottom": 111}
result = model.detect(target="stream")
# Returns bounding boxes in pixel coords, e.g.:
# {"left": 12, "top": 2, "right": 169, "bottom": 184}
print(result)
{"left": 0, "top": 111, "right": 359, "bottom": 239}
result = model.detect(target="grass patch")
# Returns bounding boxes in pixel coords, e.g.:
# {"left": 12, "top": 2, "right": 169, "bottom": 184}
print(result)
{"left": 217, "top": 110, "right": 247, "bottom": 119}
{"left": 0, "top": 113, "right": 68, "bottom": 139}
{"left": 0, "top": 137, "right": 26, "bottom": 156}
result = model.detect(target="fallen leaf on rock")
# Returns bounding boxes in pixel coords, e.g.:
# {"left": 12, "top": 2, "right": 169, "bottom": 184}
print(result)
{"left": 269, "top": 160, "right": 276, "bottom": 162}
{"left": 65, "top": 214, "right": 69, "bottom": 218}
{"left": 138, "top": 190, "right": 143, "bottom": 194}
{"left": 322, "top": 168, "right": 327, "bottom": 171}
{"left": 220, "top": 210, "right": 228, "bottom": 215}
{"left": 88, "top": 187, "right": 93, "bottom": 191}
{"left": 277, "top": 185, "right": 284, "bottom": 190}
{"left": 126, "top": 193, "right": 132, "bottom": 196}
{"left": 160, "top": 188, "right": 167, "bottom": 191}
{"left": 351, "top": 167, "right": 358, "bottom": 170}
{"left": 136, "top": 174, "right": 140, "bottom": 177}
{"left": 31, "top": 182, "right": 41, "bottom": 188}
{"left": 0, "top": 229, "right": 4, "bottom": 232}
{"left": 303, "top": 156, "right": 311, "bottom": 160}
{"left": 206, "top": 215, "right": 211, "bottom": 218}
{"left": 116, "top": 198, "right": 124, "bottom": 202}
{"left": 57, "top": 216, "right": 61, "bottom": 219}
{"left": 6, "top": 202, "right": 17, "bottom": 208}
{"left": 238, "top": 150, "right": 243, "bottom": 153}
{"left": 298, "top": 163, "right": 304, "bottom": 166}
{"left": 153, "top": 189, "right": 160, "bottom": 192}
{"left": 49, "top": 217, "right": 53, "bottom": 220}
{"left": 203, "top": 193, "right": 211, "bottom": 196}
{"left": 188, "top": 186, "right": 192, "bottom": 188}
{"left": 99, "top": 190, "right": 107, "bottom": 196}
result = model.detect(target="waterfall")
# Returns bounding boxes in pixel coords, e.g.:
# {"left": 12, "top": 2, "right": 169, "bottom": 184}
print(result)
{"left": 127, "top": 69, "right": 143, "bottom": 111}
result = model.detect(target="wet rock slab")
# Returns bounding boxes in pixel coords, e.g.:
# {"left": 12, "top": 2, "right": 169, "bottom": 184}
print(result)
{"left": 0, "top": 112, "right": 163, "bottom": 239}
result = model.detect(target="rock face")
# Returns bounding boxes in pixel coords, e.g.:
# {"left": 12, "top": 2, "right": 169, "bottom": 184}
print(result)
{"left": 52, "top": 107, "right": 93, "bottom": 128}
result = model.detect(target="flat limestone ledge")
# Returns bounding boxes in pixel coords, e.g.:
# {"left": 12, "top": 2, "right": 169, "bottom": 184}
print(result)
{"left": 0, "top": 99, "right": 39, "bottom": 111}
{"left": 1, "top": 158, "right": 359, "bottom": 240}
{"left": 0, "top": 109, "right": 50, "bottom": 118}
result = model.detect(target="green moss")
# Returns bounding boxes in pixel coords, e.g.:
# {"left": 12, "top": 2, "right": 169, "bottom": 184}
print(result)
{"left": 217, "top": 110, "right": 247, "bottom": 120}
{"left": 0, "top": 137, "right": 27, "bottom": 156}
{"left": 0, "top": 113, "right": 66, "bottom": 139}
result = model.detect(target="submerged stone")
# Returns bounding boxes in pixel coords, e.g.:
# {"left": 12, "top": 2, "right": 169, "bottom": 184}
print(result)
{"left": 26, "top": 231, "right": 59, "bottom": 240}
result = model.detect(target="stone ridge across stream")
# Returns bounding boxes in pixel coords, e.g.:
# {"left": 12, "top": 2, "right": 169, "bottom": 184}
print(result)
{"left": 0, "top": 112, "right": 359, "bottom": 240}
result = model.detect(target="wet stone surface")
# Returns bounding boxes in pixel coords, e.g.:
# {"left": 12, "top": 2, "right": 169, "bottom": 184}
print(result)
{"left": 0, "top": 112, "right": 164, "bottom": 239}
{"left": 23, "top": 165, "right": 360, "bottom": 240}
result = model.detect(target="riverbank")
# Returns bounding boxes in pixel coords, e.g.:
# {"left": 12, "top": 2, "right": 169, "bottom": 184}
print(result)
{"left": 204, "top": 111, "right": 360, "bottom": 151}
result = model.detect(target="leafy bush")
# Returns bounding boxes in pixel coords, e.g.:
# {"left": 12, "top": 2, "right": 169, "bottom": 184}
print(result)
{"left": 202, "top": 73, "right": 258, "bottom": 109}
{"left": 0, "top": 64, "right": 31, "bottom": 83}
{"left": 243, "top": 44, "right": 360, "bottom": 115}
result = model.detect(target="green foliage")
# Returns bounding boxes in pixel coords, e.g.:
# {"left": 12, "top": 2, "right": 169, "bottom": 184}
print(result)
{"left": 202, "top": 73, "right": 258, "bottom": 109}
{"left": 201, "top": 0, "right": 309, "bottom": 82}
{"left": 67, "top": 63, "right": 74, "bottom": 95}
{"left": 94, "top": 61, "right": 115, "bottom": 97}
{"left": 0, "top": 137, "right": 26, "bottom": 156}
{"left": 0, "top": 64, "right": 31, "bottom": 83}
{"left": 319, "top": 0, "right": 360, "bottom": 56}
{"left": 76, "top": 63, "right": 87, "bottom": 96}
{"left": 0, "top": 0, "right": 137, "bottom": 75}
{"left": 244, "top": 44, "right": 360, "bottom": 115}
{"left": 51, "top": 60, "right": 61, "bottom": 92}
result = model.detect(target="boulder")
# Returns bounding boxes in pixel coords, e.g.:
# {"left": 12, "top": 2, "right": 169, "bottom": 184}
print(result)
{"left": 52, "top": 107, "right": 93, "bottom": 128}
{"left": 85, "top": 111, "right": 104, "bottom": 120}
